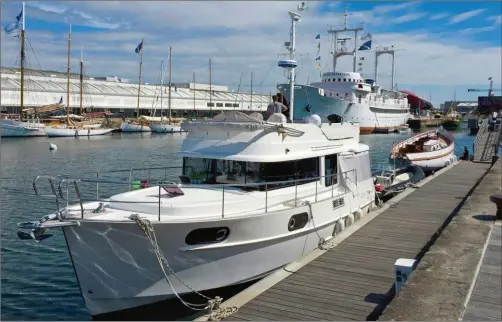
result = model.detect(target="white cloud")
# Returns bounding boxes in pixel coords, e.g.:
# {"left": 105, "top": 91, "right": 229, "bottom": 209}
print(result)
{"left": 447, "top": 9, "right": 486, "bottom": 25}
{"left": 430, "top": 13, "right": 449, "bottom": 21}
{"left": 372, "top": 2, "right": 418, "bottom": 14}
{"left": 487, "top": 14, "right": 502, "bottom": 25}
{"left": 459, "top": 25, "right": 498, "bottom": 35}
{"left": 394, "top": 13, "right": 427, "bottom": 24}
{"left": 1, "top": 1, "right": 500, "bottom": 105}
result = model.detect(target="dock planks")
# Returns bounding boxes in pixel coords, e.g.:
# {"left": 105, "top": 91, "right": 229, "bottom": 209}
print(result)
{"left": 217, "top": 161, "right": 492, "bottom": 321}
{"left": 462, "top": 223, "right": 502, "bottom": 321}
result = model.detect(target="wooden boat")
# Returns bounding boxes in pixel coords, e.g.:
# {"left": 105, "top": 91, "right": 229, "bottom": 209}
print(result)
{"left": 374, "top": 165, "right": 425, "bottom": 201}
{"left": 390, "top": 127, "right": 456, "bottom": 173}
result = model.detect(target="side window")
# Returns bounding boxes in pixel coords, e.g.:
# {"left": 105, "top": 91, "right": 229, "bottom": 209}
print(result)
{"left": 324, "top": 154, "right": 338, "bottom": 186}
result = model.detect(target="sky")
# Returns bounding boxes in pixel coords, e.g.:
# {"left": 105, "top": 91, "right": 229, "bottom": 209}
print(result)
{"left": 1, "top": 0, "right": 501, "bottom": 106}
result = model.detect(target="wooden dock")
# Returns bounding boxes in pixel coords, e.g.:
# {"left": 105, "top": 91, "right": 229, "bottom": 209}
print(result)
{"left": 462, "top": 222, "right": 502, "bottom": 321}
{"left": 196, "top": 161, "right": 494, "bottom": 321}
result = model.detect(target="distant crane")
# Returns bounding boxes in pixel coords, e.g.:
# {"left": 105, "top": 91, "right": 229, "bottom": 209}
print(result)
{"left": 468, "top": 77, "right": 501, "bottom": 96}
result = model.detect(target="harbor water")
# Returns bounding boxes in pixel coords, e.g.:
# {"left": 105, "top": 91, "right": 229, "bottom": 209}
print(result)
{"left": 0, "top": 128, "right": 475, "bottom": 321}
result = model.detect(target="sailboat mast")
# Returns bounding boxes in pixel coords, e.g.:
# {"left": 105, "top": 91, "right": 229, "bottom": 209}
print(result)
{"left": 168, "top": 46, "right": 172, "bottom": 122}
{"left": 193, "top": 72, "right": 196, "bottom": 112}
{"left": 66, "top": 22, "right": 71, "bottom": 126}
{"left": 250, "top": 72, "right": 253, "bottom": 110}
{"left": 79, "top": 46, "right": 83, "bottom": 115}
{"left": 136, "top": 38, "right": 144, "bottom": 119}
{"left": 160, "top": 60, "right": 163, "bottom": 120}
{"left": 20, "top": 1, "right": 25, "bottom": 122}
{"left": 209, "top": 58, "right": 212, "bottom": 116}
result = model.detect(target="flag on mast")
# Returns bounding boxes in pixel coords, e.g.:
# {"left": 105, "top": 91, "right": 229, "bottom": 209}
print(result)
{"left": 3, "top": 8, "right": 23, "bottom": 34}
{"left": 134, "top": 40, "right": 144, "bottom": 54}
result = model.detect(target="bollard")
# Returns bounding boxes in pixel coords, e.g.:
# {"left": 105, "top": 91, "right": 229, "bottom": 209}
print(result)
{"left": 395, "top": 258, "right": 417, "bottom": 293}
{"left": 489, "top": 194, "right": 502, "bottom": 220}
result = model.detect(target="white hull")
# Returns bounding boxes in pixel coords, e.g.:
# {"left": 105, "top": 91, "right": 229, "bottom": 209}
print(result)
{"left": 150, "top": 123, "right": 184, "bottom": 133}
{"left": 0, "top": 119, "right": 46, "bottom": 137}
{"left": 44, "top": 127, "right": 114, "bottom": 137}
{"left": 61, "top": 191, "right": 372, "bottom": 316}
{"left": 121, "top": 122, "right": 152, "bottom": 133}
{"left": 391, "top": 129, "right": 456, "bottom": 172}
{"left": 278, "top": 84, "right": 410, "bottom": 134}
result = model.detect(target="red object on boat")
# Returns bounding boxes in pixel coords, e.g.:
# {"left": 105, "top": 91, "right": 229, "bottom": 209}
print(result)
{"left": 375, "top": 184, "right": 383, "bottom": 192}
{"left": 140, "top": 180, "right": 150, "bottom": 189}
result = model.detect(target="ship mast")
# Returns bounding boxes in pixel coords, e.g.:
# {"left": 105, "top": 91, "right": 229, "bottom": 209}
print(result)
{"left": 79, "top": 46, "right": 84, "bottom": 116}
{"left": 66, "top": 22, "right": 71, "bottom": 127}
{"left": 160, "top": 60, "right": 164, "bottom": 120}
{"left": 327, "top": 4, "right": 363, "bottom": 73}
{"left": 250, "top": 72, "right": 253, "bottom": 110}
{"left": 19, "top": 1, "right": 26, "bottom": 122}
{"left": 209, "top": 58, "right": 212, "bottom": 117}
{"left": 193, "top": 72, "right": 196, "bottom": 113}
{"left": 136, "top": 38, "right": 144, "bottom": 119}
{"left": 168, "top": 46, "right": 172, "bottom": 123}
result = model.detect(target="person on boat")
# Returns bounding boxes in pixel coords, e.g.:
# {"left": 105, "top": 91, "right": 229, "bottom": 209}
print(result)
{"left": 460, "top": 146, "right": 469, "bottom": 161}
{"left": 267, "top": 96, "right": 286, "bottom": 117}
{"left": 276, "top": 92, "right": 290, "bottom": 121}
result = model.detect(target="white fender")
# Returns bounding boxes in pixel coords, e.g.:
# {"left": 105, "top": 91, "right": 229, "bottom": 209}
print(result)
{"left": 353, "top": 208, "right": 363, "bottom": 221}
{"left": 333, "top": 219, "right": 345, "bottom": 236}
{"left": 345, "top": 213, "right": 355, "bottom": 227}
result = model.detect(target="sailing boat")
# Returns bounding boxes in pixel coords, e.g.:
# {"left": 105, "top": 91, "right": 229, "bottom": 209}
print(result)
{"left": 120, "top": 39, "right": 152, "bottom": 132}
{"left": 44, "top": 23, "right": 113, "bottom": 137}
{"left": 0, "top": 2, "right": 58, "bottom": 137}
{"left": 150, "top": 46, "right": 183, "bottom": 133}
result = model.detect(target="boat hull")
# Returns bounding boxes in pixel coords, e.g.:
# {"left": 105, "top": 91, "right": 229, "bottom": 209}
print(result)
{"left": 61, "top": 195, "right": 373, "bottom": 316}
{"left": 121, "top": 122, "right": 152, "bottom": 133}
{"left": 44, "top": 127, "right": 114, "bottom": 137}
{"left": 391, "top": 129, "right": 456, "bottom": 172}
{"left": 0, "top": 119, "right": 46, "bottom": 137}
{"left": 278, "top": 84, "right": 410, "bottom": 134}
{"left": 150, "top": 123, "right": 183, "bottom": 133}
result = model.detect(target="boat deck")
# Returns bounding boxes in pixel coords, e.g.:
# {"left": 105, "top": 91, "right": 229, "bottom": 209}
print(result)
{"left": 194, "top": 161, "right": 494, "bottom": 321}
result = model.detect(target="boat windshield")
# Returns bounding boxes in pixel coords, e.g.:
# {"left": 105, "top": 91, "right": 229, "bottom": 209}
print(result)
{"left": 182, "top": 157, "right": 319, "bottom": 190}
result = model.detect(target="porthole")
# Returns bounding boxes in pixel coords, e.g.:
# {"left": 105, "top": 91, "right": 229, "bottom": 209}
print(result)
{"left": 288, "top": 212, "right": 309, "bottom": 231}
{"left": 185, "top": 227, "right": 230, "bottom": 245}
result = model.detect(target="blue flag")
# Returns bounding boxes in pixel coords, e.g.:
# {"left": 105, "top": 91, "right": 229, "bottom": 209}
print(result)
{"left": 315, "top": 34, "right": 320, "bottom": 39}
{"left": 358, "top": 40, "right": 372, "bottom": 51}
{"left": 135, "top": 40, "right": 144, "bottom": 54}
{"left": 3, "top": 8, "right": 23, "bottom": 34}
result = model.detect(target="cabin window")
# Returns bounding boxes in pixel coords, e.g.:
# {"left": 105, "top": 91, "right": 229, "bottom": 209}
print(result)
{"left": 182, "top": 157, "right": 319, "bottom": 190}
{"left": 233, "top": 103, "right": 239, "bottom": 107}
{"left": 225, "top": 103, "right": 232, "bottom": 107}
{"left": 349, "top": 79, "right": 352, "bottom": 82}
{"left": 216, "top": 103, "right": 223, "bottom": 107}
{"left": 207, "top": 102, "right": 215, "bottom": 107}
{"left": 324, "top": 154, "right": 338, "bottom": 186}
{"left": 343, "top": 78, "right": 346, "bottom": 82}
{"left": 338, "top": 78, "right": 341, "bottom": 82}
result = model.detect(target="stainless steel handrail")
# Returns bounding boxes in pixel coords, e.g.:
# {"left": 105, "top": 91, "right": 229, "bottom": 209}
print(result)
{"left": 33, "top": 168, "right": 359, "bottom": 220}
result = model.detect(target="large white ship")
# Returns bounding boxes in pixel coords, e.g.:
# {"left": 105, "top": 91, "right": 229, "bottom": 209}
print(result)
{"left": 278, "top": 8, "right": 410, "bottom": 134}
